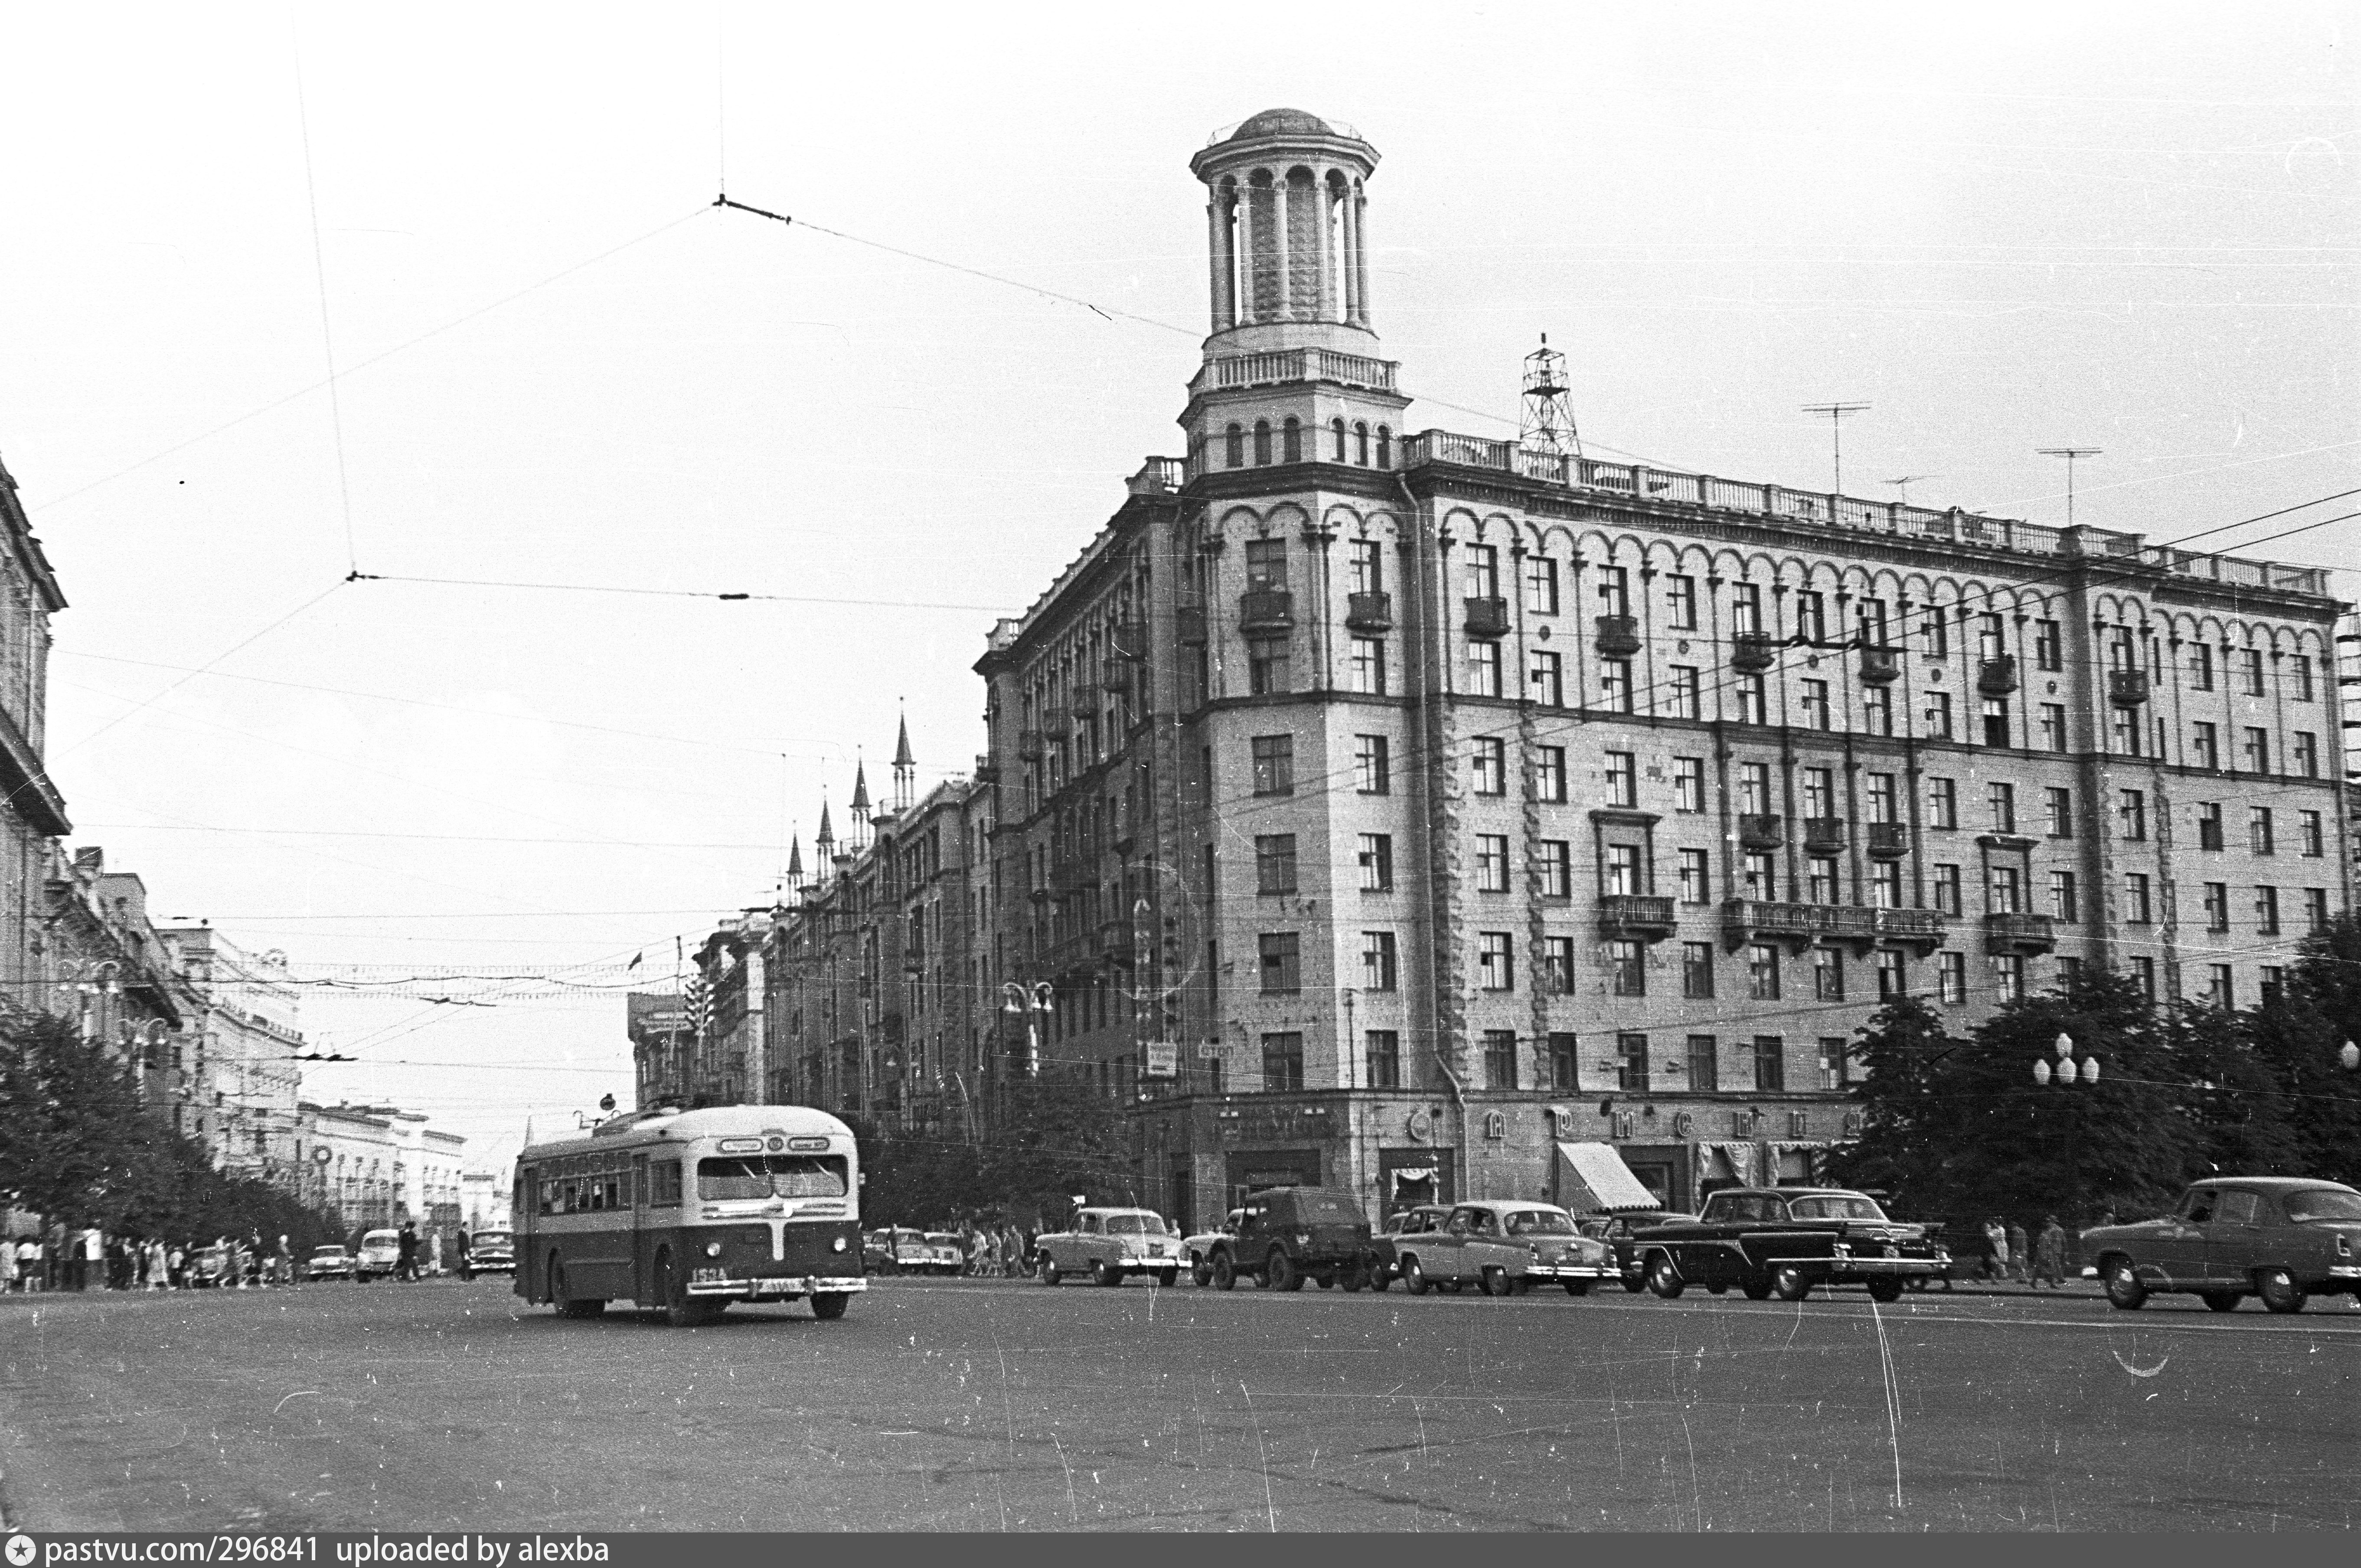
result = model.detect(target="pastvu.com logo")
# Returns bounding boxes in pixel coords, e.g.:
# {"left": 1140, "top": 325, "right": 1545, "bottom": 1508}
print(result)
{"left": 6, "top": 1532, "right": 36, "bottom": 1567}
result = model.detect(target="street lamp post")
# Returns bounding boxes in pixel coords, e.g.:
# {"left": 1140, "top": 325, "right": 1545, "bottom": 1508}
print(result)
{"left": 1001, "top": 981, "right": 1055, "bottom": 1080}
{"left": 2034, "top": 1031, "right": 2100, "bottom": 1235}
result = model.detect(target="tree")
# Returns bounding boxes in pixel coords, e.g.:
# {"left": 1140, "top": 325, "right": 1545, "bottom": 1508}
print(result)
{"left": 854, "top": 1072, "right": 1137, "bottom": 1228}
{"left": 2170, "top": 1001, "right": 2302, "bottom": 1178}
{"left": 0, "top": 1013, "right": 154, "bottom": 1230}
{"left": 2263, "top": 913, "right": 2361, "bottom": 1183}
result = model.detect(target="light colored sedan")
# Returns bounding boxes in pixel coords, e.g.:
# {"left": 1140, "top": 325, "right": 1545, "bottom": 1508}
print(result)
{"left": 1393, "top": 1201, "right": 1610, "bottom": 1297}
{"left": 1036, "top": 1207, "right": 1182, "bottom": 1287}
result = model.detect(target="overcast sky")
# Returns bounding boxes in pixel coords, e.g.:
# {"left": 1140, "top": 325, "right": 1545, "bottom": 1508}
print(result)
{"left": 1, "top": 1, "right": 2353, "bottom": 1172}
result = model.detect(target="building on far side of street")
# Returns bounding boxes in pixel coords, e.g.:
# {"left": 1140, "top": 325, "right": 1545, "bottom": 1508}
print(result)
{"left": 158, "top": 925, "right": 305, "bottom": 1186}
{"left": 0, "top": 452, "right": 69, "bottom": 1047}
{"left": 459, "top": 1168, "right": 512, "bottom": 1232}
{"left": 296, "top": 1102, "right": 465, "bottom": 1233}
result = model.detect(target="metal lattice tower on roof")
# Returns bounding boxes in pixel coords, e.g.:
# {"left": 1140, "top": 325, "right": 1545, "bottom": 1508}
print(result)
{"left": 1520, "top": 334, "right": 1583, "bottom": 461}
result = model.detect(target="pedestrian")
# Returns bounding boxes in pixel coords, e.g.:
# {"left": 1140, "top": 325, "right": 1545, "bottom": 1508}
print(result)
{"left": 83, "top": 1226, "right": 105, "bottom": 1291}
{"left": 396, "top": 1220, "right": 419, "bottom": 1282}
{"left": 428, "top": 1229, "right": 443, "bottom": 1278}
{"left": 454, "top": 1227, "right": 474, "bottom": 1282}
{"left": 1980, "top": 1216, "right": 2008, "bottom": 1283}
{"left": 167, "top": 1242, "right": 185, "bottom": 1290}
{"left": 2033, "top": 1215, "right": 2068, "bottom": 1288}
{"left": 0, "top": 1236, "right": 16, "bottom": 1294}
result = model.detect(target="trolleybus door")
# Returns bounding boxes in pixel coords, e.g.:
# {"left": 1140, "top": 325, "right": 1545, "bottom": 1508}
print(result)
{"left": 631, "top": 1154, "right": 650, "bottom": 1302}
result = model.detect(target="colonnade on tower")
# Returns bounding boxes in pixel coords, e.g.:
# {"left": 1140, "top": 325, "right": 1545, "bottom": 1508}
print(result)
{"left": 1191, "top": 108, "right": 1379, "bottom": 345}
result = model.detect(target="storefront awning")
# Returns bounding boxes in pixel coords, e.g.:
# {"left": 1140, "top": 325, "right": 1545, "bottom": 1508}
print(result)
{"left": 1554, "top": 1141, "right": 1662, "bottom": 1214}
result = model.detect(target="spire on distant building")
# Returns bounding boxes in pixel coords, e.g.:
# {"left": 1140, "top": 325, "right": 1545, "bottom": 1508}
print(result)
{"left": 815, "top": 799, "right": 835, "bottom": 857}
{"left": 784, "top": 834, "right": 803, "bottom": 890}
{"left": 849, "top": 756, "right": 872, "bottom": 848}
{"left": 892, "top": 711, "right": 915, "bottom": 813}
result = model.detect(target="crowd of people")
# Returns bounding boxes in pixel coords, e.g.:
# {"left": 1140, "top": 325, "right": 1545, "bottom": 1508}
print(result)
{"left": 957, "top": 1221, "right": 1034, "bottom": 1278}
{"left": 0, "top": 1225, "right": 300, "bottom": 1292}
{"left": 1977, "top": 1214, "right": 2073, "bottom": 1288}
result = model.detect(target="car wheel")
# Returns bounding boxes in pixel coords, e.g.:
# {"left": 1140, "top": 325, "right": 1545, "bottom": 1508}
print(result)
{"left": 1866, "top": 1277, "right": 1905, "bottom": 1304}
{"left": 1480, "top": 1267, "right": 1513, "bottom": 1298}
{"left": 1157, "top": 1270, "right": 1177, "bottom": 1289}
{"left": 1191, "top": 1256, "right": 1212, "bottom": 1288}
{"left": 2200, "top": 1291, "right": 2242, "bottom": 1313}
{"left": 1211, "top": 1252, "right": 1236, "bottom": 1291}
{"left": 1268, "top": 1250, "right": 1302, "bottom": 1292}
{"left": 1771, "top": 1264, "right": 1812, "bottom": 1303}
{"left": 1340, "top": 1268, "right": 1364, "bottom": 1293}
{"left": 1316, "top": 1273, "right": 1335, "bottom": 1289}
{"left": 1037, "top": 1255, "right": 1060, "bottom": 1287}
{"left": 1402, "top": 1256, "right": 1430, "bottom": 1296}
{"left": 1564, "top": 1279, "right": 1592, "bottom": 1297}
{"left": 1707, "top": 1284, "right": 1728, "bottom": 1296}
{"left": 1621, "top": 1268, "right": 1646, "bottom": 1294}
{"left": 1647, "top": 1254, "right": 1685, "bottom": 1300}
{"left": 2103, "top": 1258, "right": 2146, "bottom": 1311}
{"left": 654, "top": 1249, "right": 699, "bottom": 1327}
{"left": 1092, "top": 1259, "right": 1122, "bottom": 1288}
{"left": 810, "top": 1292, "right": 849, "bottom": 1320}
{"left": 1364, "top": 1261, "right": 1391, "bottom": 1294}
{"left": 1741, "top": 1276, "right": 1773, "bottom": 1301}
{"left": 2257, "top": 1267, "right": 2308, "bottom": 1315}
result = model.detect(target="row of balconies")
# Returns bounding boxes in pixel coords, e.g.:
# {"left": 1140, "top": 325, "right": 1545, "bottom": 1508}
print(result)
{"left": 1603, "top": 894, "right": 2051, "bottom": 955}
{"left": 1737, "top": 817, "right": 1911, "bottom": 858}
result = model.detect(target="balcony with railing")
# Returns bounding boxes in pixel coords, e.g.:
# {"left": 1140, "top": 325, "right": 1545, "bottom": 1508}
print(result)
{"left": 1738, "top": 813, "right": 1785, "bottom": 850}
{"left": 1597, "top": 894, "right": 1677, "bottom": 939}
{"left": 1731, "top": 633, "right": 1776, "bottom": 673}
{"left": 1346, "top": 592, "right": 1394, "bottom": 632}
{"left": 1240, "top": 590, "right": 1293, "bottom": 633}
{"left": 1858, "top": 647, "right": 1900, "bottom": 685}
{"left": 1978, "top": 656, "right": 2019, "bottom": 695}
{"left": 1190, "top": 346, "right": 1400, "bottom": 398}
{"left": 1984, "top": 912, "right": 2057, "bottom": 953}
{"left": 1595, "top": 614, "right": 1641, "bottom": 657}
{"left": 1127, "top": 457, "right": 1186, "bottom": 495}
{"left": 1464, "top": 597, "right": 1510, "bottom": 639}
{"left": 1803, "top": 818, "right": 1848, "bottom": 853}
{"left": 2108, "top": 669, "right": 2151, "bottom": 707}
{"left": 1724, "top": 900, "right": 1947, "bottom": 952}
{"left": 1866, "top": 822, "right": 1910, "bottom": 859}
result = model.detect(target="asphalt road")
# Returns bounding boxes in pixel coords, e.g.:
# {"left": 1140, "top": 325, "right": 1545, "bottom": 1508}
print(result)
{"left": 3, "top": 1274, "right": 2355, "bottom": 1532}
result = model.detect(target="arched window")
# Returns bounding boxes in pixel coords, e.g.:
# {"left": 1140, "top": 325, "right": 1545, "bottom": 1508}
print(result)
{"left": 1225, "top": 424, "right": 1244, "bottom": 469}
{"left": 1354, "top": 421, "right": 1370, "bottom": 466}
{"left": 1281, "top": 416, "right": 1301, "bottom": 464}
{"left": 1376, "top": 426, "right": 1392, "bottom": 469}
{"left": 1331, "top": 418, "right": 1347, "bottom": 462}
{"left": 1254, "top": 420, "right": 1273, "bottom": 466}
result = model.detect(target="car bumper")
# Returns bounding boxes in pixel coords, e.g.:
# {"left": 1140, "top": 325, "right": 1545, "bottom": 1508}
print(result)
{"left": 688, "top": 1272, "right": 870, "bottom": 1298}
{"left": 470, "top": 1261, "right": 516, "bottom": 1273}
{"left": 1826, "top": 1257, "right": 1947, "bottom": 1278}
{"left": 2328, "top": 1265, "right": 2361, "bottom": 1280}
{"left": 1522, "top": 1262, "right": 1613, "bottom": 1281}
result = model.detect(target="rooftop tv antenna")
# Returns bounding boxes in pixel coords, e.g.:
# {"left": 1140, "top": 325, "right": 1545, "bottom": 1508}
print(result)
{"left": 2038, "top": 447, "right": 2103, "bottom": 528}
{"left": 1803, "top": 402, "right": 1871, "bottom": 497}
{"left": 1884, "top": 474, "right": 1940, "bottom": 507}
{"left": 1522, "top": 334, "right": 1584, "bottom": 461}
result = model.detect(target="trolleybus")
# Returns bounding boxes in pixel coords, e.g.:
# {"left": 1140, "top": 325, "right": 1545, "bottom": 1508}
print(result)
{"left": 514, "top": 1104, "right": 865, "bottom": 1324}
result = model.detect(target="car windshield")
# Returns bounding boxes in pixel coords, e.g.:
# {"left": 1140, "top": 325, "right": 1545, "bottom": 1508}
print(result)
{"left": 1105, "top": 1214, "right": 1167, "bottom": 1235}
{"left": 1787, "top": 1196, "right": 1887, "bottom": 1221}
{"left": 362, "top": 1232, "right": 397, "bottom": 1246}
{"left": 2283, "top": 1188, "right": 2361, "bottom": 1223}
{"left": 311, "top": 1248, "right": 344, "bottom": 1258}
{"left": 925, "top": 1234, "right": 960, "bottom": 1245}
{"left": 696, "top": 1154, "right": 849, "bottom": 1201}
{"left": 1504, "top": 1210, "right": 1575, "bottom": 1236}
{"left": 475, "top": 1232, "right": 510, "bottom": 1247}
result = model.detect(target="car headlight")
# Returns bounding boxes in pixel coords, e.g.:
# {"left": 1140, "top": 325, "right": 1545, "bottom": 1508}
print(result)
{"left": 704, "top": 1242, "right": 723, "bottom": 1258}
{"left": 832, "top": 1235, "right": 848, "bottom": 1252}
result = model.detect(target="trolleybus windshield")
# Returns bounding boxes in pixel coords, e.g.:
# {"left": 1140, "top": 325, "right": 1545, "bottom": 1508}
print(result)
{"left": 696, "top": 1154, "right": 849, "bottom": 1201}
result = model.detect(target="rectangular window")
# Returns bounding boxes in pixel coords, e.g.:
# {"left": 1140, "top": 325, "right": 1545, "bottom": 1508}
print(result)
{"left": 1862, "top": 685, "right": 1893, "bottom": 737}
{"left": 1993, "top": 952, "right": 2025, "bottom": 1004}
{"left": 1258, "top": 932, "right": 1301, "bottom": 994}
{"left": 1875, "top": 949, "right": 1905, "bottom": 1001}
{"left": 1801, "top": 766, "right": 1835, "bottom": 820}
{"left": 2299, "top": 811, "right": 2323, "bottom": 857}
{"left": 1938, "top": 951, "right": 1967, "bottom": 1005}
{"left": 2197, "top": 802, "right": 2223, "bottom": 850}
{"left": 1669, "top": 665, "right": 1701, "bottom": 720}
{"left": 1742, "top": 851, "right": 1776, "bottom": 900}
{"left": 1869, "top": 859, "right": 1902, "bottom": 909}
{"left": 2039, "top": 704, "right": 2066, "bottom": 751}
{"left": 1923, "top": 610, "right": 1949, "bottom": 659}
{"left": 1747, "top": 944, "right": 1780, "bottom": 1001}
{"left": 1600, "top": 658, "right": 1635, "bottom": 714}
{"left": 1477, "top": 932, "right": 1514, "bottom": 990}
{"left": 1730, "top": 582, "right": 1763, "bottom": 636}
{"left": 1614, "top": 1032, "right": 1649, "bottom": 1092}
{"left": 2250, "top": 807, "right": 2275, "bottom": 855}
{"left": 1738, "top": 761, "right": 1772, "bottom": 816}
{"left": 1484, "top": 1030, "right": 1518, "bottom": 1090}
{"left": 1244, "top": 538, "right": 1288, "bottom": 590}
{"left": 1982, "top": 697, "right": 2011, "bottom": 749}
{"left": 1866, "top": 773, "right": 1897, "bottom": 824}
{"left": 1933, "top": 864, "right": 1963, "bottom": 916}
{"left": 2188, "top": 643, "right": 2214, "bottom": 691}
{"left": 1606, "top": 750, "right": 1638, "bottom": 808}
{"left": 1667, "top": 574, "right": 1698, "bottom": 629}
{"left": 1251, "top": 734, "right": 1293, "bottom": 796}
{"left": 1365, "top": 1030, "right": 1401, "bottom": 1089}
{"left": 1596, "top": 564, "right": 1630, "bottom": 618}
{"left": 1673, "top": 757, "right": 1705, "bottom": 813}
{"left": 1606, "top": 843, "right": 1643, "bottom": 896}
{"left": 1529, "top": 650, "right": 1563, "bottom": 707}
{"left": 1807, "top": 856, "right": 1839, "bottom": 905}
{"left": 1818, "top": 1038, "right": 1846, "bottom": 1091}
{"left": 1354, "top": 734, "right": 1390, "bottom": 795}
{"left": 1801, "top": 679, "right": 1832, "bottom": 730}
{"left": 1549, "top": 1033, "right": 1579, "bottom": 1092}
{"left": 1539, "top": 839, "right": 1573, "bottom": 900}
{"left": 1927, "top": 691, "right": 1953, "bottom": 740}
{"left": 1682, "top": 942, "right": 1715, "bottom": 999}
{"left": 1609, "top": 939, "right": 1646, "bottom": 998}
{"left": 2295, "top": 732, "right": 2319, "bottom": 778}
{"left": 1977, "top": 612, "right": 2005, "bottom": 662}
{"left": 2206, "top": 965, "right": 2234, "bottom": 1011}
{"left": 2242, "top": 727, "right": 2270, "bottom": 774}
{"left": 1856, "top": 597, "right": 1890, "bottom": 648}
{"left": 1988, "top": 782, "right": 2016, "bottom": 834}
{"left": 1472, "top": 737, "right": 1506, "bottom": 795}
{"left": 1467, "top": 640, "right": 1502, "bottom": 697}
{"left": 1475, "top": 834, "right": 1511, "bottom": 893}
{"left": 2240, "top": 647, "right": 2265, "bottom": 696}
{"left": 1464, "top": 543, "right": 1499, "bottom": 600}
{"left": 2306, "top": 887, "right": 2331, "bottom": 932}
{"left": 2050, "top": 870, "right": 2079, "bottom": 923}
{"left": 1795, "top": 590, "right": 1826, "bottom": 643}
{"left": 2262, "top": 966, "right": 2286, "bottom": 1006}
{"left": 2192, "top": 722, "right": 2218, "bottom": 770}
{"left": 1811, "top": 948, "right": 1844, "bottom": 1002}
{"left": 2057, "top": 955, "right": 2083, "bottom": 990}
{"left": 2255, "top": 886, "right": 2281, "bottom": 937}
{"left": 1542, "top": 936, "right": 1577, "bottom": 994}
{"left": 1358, "top": 833, "right": 1394, "bottom": 892}
{"left": 1361, "top": 931, "right": 1398, "bottom": 991}
{"left": 2034, "top": 619, "right": 2062, "bottom": 672}
{"left": 1523, "top": 555, "right": 1559, "bottom": 615}
{"left": 1349, "top": 637, "right": 1388, "bottom": 695}
{"left": 1247, "top": 636, "right": 1291, "bottom": 695}
{"left": 1254, "top": 834, "right": 1298, "bottom": 894}
{"left": 2118, "top": 789, "right": 2146, "bottom": 841}
{"left": 1349, "top": 538, "right": 1383, "bottom": 596}
{"left": 1753, "top": 1035, "right": 1786, "bottom": 1093}
{"left": 1261, "top": 1032, "right": 1305, "bottom": 1092}
{"left": 1734, "top": 672, "right": 1768, "bottom": 726}
{"left": 1928, "top": 777, "right": 1957, "bottom": 829}
{"left": 2123, "top": 873, "right": 2152, "bottom": 925}
{"left": 1687, "top": 1033, "right": 1718, "bottom": 1091}
{"left": 2130, "top": 956, "right": 2156, "bottom": 1001}
{"left": 2045, "top": 787, "right": 2073, "bottom": 838}
{"left": 1678, "top": 848, "right": 1710, "bottom": 905}
{"left": 1989, "top": 865, "right": 2022, "bottom": 915}
{"left": 1537, "top": 745, "right": 1567, "bottom": 803}
{"left": 2203, "top": 881, "right": 2229, "bottom": 932}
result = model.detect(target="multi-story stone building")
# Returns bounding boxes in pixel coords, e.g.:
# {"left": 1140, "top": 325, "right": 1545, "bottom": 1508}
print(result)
{"left": 0, "top": 453, "right": 69, "bottom": 1043}
{"left": 40, "top": 846, "right": 192, "bottom": 1122}
{"left": 968, "top": 108, "right": 2351, "bottom": 1234}
{"left": 626, "top": 989, "right": 694, "bottom": 1110}
{"left": 158, "top": 925, "right": 306, "bottom": 1182}
{"left": 295, "top": 1101, "right": 465, "bottom": 1232}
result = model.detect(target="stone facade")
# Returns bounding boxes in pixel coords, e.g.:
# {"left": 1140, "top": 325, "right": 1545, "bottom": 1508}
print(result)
{"left": 295, "top": 1102, "right": 465, "bottom": 1232}
{"left": 0, "top": 453, "right": 68, "bottom": 1043}
{"left": 157, "top": 926, "right": 305, "bottom": 1182}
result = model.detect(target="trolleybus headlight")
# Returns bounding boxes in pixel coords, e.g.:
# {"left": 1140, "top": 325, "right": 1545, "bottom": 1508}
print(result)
{"left": 832, "top": 1236, "right": 848, "bottom": 1252}
{"left": 705, "top": 1242, "right": 723, "bottom": 1258}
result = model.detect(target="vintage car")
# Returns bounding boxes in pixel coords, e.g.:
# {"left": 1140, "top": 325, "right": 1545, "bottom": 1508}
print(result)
{"left": 1390, "top": 1201, "right": 1613, "bottom": 1296}
{"left": 186, "top": 1244, "right": 232, "bottom": 1288}
{"left": 2084, "top": 1177, "right": 2361, "bottom": 1315}
{"left": 1182, "top": 1211, "right": 1244, "bottom": 1286}
{"left": 468, "top": 1229, "right": 516, "bottom": 1275}
{"left": 1035, "top": 1207, "right": 1181, "bottom": 1287}
{"left": 1374, "top": 1204, "right": 1460, "bottom": 1290}
{"left": 922, "top": 1233, "right": 969, "bottom": 1275}
{"left": 1201, "top": 1186, "right": 1383, "bottom": 1292}
{"left": 353, "top": 1229, "right": 402, "bottom": 1282}
{"left": 1583, "top": 1212, "right": 1697, "bottom": 1293}
{"left": 861, "top": 1229, "right": 893, "bottom": 1274}
{"left": 1632, "top": 1188, "right": 1948, "bottom": 1302}
{"left": 304, "top": 1244, "right": 354, "bottom": 1281}
{"left": 870, "top": 1228, "right": 940, "bottom": 1275}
